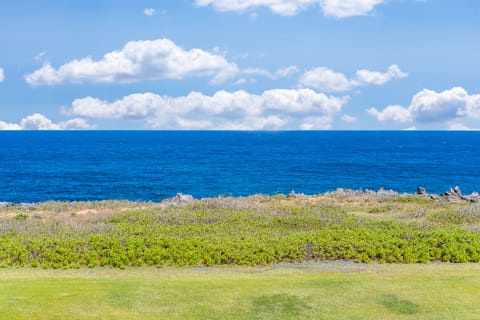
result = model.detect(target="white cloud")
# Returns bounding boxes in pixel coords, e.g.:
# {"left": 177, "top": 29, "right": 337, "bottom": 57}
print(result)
{"left": 368, "top": 87, "right": 480, "bottom": 127}
{"left": 0, "top": 114, "right": 92, "bottom": 130}
{"left": 34, "top": 51, "right": 46, "bottom": 61}
{"left": 69, "top": 89, "right": 349, "bottom": 130}
{"left": 0, "top": 120, "right": 21, "bottom": 130}
{"left": 242, "top": 65, "right": 299, "bottom": 80}
{"left": 242, "top": 67, "right": 272, "bottom": 78}
{"left": 25, "top": 38, "right": 239, "bottom": 85}
{"left": 0, "top": 68, "right": 4, "bottom": 82}
{"left": 194, "top": 0, "right": 385, "bottom": 18}
{"left": 299, "top": 64, "right": 407, "bottom": 92}
{"left": 144, "top": 8, "right": 156, "bottom": 16}
{"left": 354, "top": 65, "right": 407, "bottom": 86}
{"left": 299, "top": 67, "right": 351, "bottom": 92}
{"left": 234, "top": 78, "right": 247, "bottom": 85}
{"left": 275, "top": 66, "right": 299, "bottom": 78}
{"left": 321, "top": 0, "right": 385, "bottom": 18}
{"left": 341, "top": 114, "right": 357, "bottom": 123}
{"left": 299, "top": 116, "right": 333, "bottom": 130}
{"left": 448, "top": 122, "right": 473, "bottom": 131}
{"left": 57, "top": 118, "right": 93, "bottom": 130}
{"left": 367, "top": 105, "right": 412, "bottom": 122}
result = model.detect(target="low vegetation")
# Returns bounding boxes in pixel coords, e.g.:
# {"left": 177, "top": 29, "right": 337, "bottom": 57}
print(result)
{"left": 1, "top": 194, "right": 480, "bottom": 269}
{"left": 1, "top": 263, "right": 480, "bottom": 319}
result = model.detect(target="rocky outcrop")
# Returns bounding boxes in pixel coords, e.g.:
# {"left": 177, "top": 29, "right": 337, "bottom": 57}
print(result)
{"left": 328, "top": 186, "right": 479, "bottom": 203}
{"left": 416, "top": 186, "right": 479, "bottom": 203}
{"left": 417, "top": 187, "right": 427, "bottom": 195}
{"left": 462, "top": 191, "right": 480, "bottom": 203}
{"left": 18, "top": 203, "right": 38, "bottom": 210}
{"left": 0, "top": 202, "right": 13, "bottom": 209}
{"left": 288, "top": 190, "right": 305, "bottom": 198}
{"left": 162, "top": 193, "right": 195, "bottom": 205}
{"left": 326, "top": 188, "right": 399, "bottom": 201}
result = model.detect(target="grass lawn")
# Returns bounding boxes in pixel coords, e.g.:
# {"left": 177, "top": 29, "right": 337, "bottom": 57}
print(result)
{"left": 1, "top": 262, "right": 479, "bottom": 319}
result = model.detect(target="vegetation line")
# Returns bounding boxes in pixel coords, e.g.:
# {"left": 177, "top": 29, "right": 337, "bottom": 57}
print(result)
{"left": 1, "top": 193, "right": 480, "bottom": 269}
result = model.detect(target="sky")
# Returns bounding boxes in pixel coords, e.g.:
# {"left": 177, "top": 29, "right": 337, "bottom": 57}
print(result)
{"left": 0, "top": 0, "right": 479, "bottom": 130}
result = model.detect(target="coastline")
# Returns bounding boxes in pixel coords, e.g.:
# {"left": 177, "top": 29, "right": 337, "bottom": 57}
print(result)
{"left": 1, "top": 185, "right": 479, "bottom": 209}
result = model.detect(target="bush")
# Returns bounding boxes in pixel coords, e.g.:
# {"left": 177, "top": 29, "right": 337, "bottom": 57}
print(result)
{"left": 1, "top": 198, "right": 480, "bottom": 268}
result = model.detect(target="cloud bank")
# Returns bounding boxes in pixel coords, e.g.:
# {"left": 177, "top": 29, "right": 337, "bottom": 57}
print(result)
{"left": 25, "top": 39, "right": 239, "bottom": 85}
{"left": 299, "top": 64, "right": 407, "bottom": 92}
{"left": 367, "top": 87, "right": 480, "bottom": 128}
{"left": 0, "top": 67, "right": 4, "bottom": 82}
{"left": 195, "top": 0, "right": 385, "bottom": 18}
{"left": 69, "top": 89, "right": 349, "bottom": 130}
{"left": 0, "top": 114, "right": 91, "bottom": 130}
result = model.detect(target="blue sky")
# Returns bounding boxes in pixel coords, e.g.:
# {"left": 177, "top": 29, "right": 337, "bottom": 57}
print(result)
{"left": 0, "top": 0, "right": 479, "bottom": 130}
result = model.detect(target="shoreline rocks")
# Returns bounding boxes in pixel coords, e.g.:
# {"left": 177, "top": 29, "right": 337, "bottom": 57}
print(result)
{"left": 1, "top": 187, "right": 479, "bottom": 206}
{"left": 416, "top": 186, "right": 480, "bottom": 203}
{"left": 162, "top": 193, "right": 196, "bottom": 205}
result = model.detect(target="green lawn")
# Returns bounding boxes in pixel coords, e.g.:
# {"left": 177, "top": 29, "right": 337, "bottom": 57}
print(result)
{"left": 1, "top": 263, "right": 479, "bottom": 319}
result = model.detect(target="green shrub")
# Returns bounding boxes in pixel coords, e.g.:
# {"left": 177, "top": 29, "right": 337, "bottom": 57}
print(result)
{"left": 1, "top": 199, "right": 480, "bottom": 268}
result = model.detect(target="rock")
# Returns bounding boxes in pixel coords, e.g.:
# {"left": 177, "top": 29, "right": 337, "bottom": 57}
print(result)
{"left": 163, "top": 193, "right": 195, "bottom": 205}
{"left": 32, "top": 213, "right": 44, "bottom": 219}
{"left": 288, "top": 190, "right": 305, "bottom": 198}
{"left": 463, "top": 192, "right": 480, "bottom": 203}
{"left": 417, "top": 187, "right": 427, "bottom": 195}
{"left": 440, "top": 186, "right": 467, "bottom": 201}
{"left": 0, "top": 202, "right": 13, "bottom": 209}
{"left": 454, "top": 186, "right": 462, "bottom": 196}
{"left": 19, "top": 203, "right": 37, "bottom": 210}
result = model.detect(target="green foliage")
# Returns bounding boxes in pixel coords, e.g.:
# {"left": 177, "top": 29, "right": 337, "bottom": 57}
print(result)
{"left": 1, "top": 200, "right": 480, "bottom": 268}
{"left": 14, "top": 213, "right": 28, "bottom": 221}
{"left": 368, "top": 205, "right": 393, "bottom": 213}
{"left": 393, "top": 196, "right": 431, "bottom": 204}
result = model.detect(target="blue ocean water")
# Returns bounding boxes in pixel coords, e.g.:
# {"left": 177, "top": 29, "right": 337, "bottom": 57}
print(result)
{"left": 0, "top": 131, "right": 479, "bottom": 202}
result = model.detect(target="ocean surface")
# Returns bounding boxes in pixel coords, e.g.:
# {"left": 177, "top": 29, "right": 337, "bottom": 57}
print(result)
{"left": 0, "top": 131, "right": 479, "bottom": 203}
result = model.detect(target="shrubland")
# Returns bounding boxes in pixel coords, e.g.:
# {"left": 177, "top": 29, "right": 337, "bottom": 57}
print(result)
{"left": 1, "top": 194, "right": 480, "bottom": 269}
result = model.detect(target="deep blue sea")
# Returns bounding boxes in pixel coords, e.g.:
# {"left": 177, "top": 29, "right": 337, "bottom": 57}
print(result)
{"left": 0, "top": 131, "right": 479, "bottom": 202}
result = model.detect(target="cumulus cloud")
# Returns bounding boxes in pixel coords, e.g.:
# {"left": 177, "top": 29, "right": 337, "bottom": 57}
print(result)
{"left": 0, "top": 67, "right": 4, "bottom": 82}
{"left": 0, "top": 114, "right": 92, "bottom": 130}
{"left": 354, "top": 65, "right": 407, "bottom": 86}
{"left": 367, "top": 105, "right": 412, "bottom": 122}
{"left": 25, "top": 38, "right": 239, "bottom": 85}
{"left": 144, "top": 8, "right": 156, "bottom": 16}
{"left": 367, "top": 87, "right": 480, "bottom": 127}
{"left": 300, "top": 67, "right": 351, "bottom": 92}
{"left": 299, "top": 64, "right": 407, "bottom": 92}
{"left": 194, "top": 0, "right": 385, "bottom": 18}
{"left": 0, "top": 121, "right": 21, "bottom": 130}
{"left": 68, "top": 89, "right": 349, "bottom": 130}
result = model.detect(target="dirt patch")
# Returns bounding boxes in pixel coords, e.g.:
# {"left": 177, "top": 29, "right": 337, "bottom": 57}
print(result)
{"left": 75, "top": 209, "right": 99, "bottom": 216}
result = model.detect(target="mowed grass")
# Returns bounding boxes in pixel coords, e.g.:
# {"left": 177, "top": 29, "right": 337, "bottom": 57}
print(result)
{"left": 1, "top": 263, "right": 479, "bottom": 320}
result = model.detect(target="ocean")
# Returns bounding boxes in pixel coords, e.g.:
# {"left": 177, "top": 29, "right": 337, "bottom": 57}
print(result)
{"left": 0, "top": 131, "right": 479, "bottom": 202}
